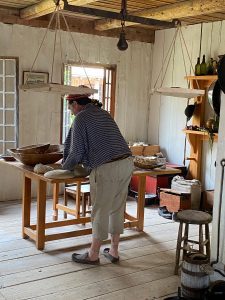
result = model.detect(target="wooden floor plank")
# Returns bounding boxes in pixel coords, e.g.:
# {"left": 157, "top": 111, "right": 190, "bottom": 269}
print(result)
{"left": 87, "top": 276, "right": 180, "bottom": 300}
{"left": 1, "top": 262, "right": 177, "bottom": 299}
{"left": 2, "top": 240, "right": 177, "bottom": 287}
{"left": 35, "top": 272, "right": 180, "bottom": 300}
{"left": 0, "top": 197, "right": 205, "bottom": 300}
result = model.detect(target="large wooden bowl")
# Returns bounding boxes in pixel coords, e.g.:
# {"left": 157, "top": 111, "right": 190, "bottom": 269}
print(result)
{"left": 16, "top": 143, "right": 50, "bottom": 154}
{"left": 45, "top": 144, "right": 64, "bottom": 153}
{"left": 8, "top": 149, "right": 63, "bottom": 166}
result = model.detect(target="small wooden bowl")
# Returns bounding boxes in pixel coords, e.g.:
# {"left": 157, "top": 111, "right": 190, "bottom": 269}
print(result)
{"left": 0, "top": 155, "right": 16, "bottom": 162}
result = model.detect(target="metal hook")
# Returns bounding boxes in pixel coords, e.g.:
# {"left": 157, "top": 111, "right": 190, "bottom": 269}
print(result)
{"left": 173, "top": 19, "right": 181, "bottom": 27}
{"left": 54, "top": 0, "right": 61, "bottom": 6}
{"left": 221, "top": 159, "right": 225, "bottom": 167}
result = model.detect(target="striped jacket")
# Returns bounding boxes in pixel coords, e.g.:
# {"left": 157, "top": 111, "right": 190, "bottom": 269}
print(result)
{"left": 62, "top": 103, "right": 131, "bottom": 170}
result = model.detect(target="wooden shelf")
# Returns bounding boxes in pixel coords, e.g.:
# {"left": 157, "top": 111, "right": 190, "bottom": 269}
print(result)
{"left": 183, "top": 75, "right": 219, "bottom": 179}
{"left": 185, "top": 75, "right": 218, "bottom": 81}
{"left": 183, "top": 129, "right": 218, "bottom": 141}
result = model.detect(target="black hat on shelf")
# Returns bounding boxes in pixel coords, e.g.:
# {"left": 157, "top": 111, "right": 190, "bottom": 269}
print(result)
{"left": 184, "top": 102, "right": 196, "bottom": 121}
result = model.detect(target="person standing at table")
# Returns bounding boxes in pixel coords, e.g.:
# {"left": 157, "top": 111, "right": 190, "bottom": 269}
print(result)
{"left": 62, "top": 93, "right": 133, "bottom": 264}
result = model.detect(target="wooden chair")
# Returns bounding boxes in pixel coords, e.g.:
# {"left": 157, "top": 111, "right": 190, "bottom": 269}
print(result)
{"left": 63, "top": 182, "right": 91, "bottom": 219}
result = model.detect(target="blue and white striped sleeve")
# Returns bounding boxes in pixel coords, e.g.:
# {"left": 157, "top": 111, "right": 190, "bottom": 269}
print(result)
{"left": 62, "top": 116, "right": 86, "bottom": 170}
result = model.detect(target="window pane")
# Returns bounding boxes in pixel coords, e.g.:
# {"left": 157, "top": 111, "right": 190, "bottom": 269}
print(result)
{"left": 5, "top": 141, "right": 16, "bottom": 151}
{"left": 0, "top": 142, "right": 3, "bottom": 153}
{"left": 0, "top": 93, "right": 3, "bottom": 108}
{"left": 0, "top": 60, "right": 3, "bottom": 75}
{"left": 5, "top": 126, "right": 15, "bottom": 140}
{"left": 5, "top": 94, "right": 15, "bottom": 108}
{"left": 0, "top": 109, "right": 3, "bottom": 124}
{"left": 0, "top": 77, "right": 3, "bottom": 91}
{"left": 5, "top": 60, "right": 15, "bottom": 75}
{"left": 5, "top": 77, "right": 15, "bottom": 92}
{"left": 5, "top": 110, "right": 15, "bottom": 125}
{"left": 0, "top": 59, "right": 3, "bottom": 75}
{"left": 0, "top": 126, "right": 3, "bottom": 140}
{"left": 108, "top": 70, "right": 111, "bottom": 82}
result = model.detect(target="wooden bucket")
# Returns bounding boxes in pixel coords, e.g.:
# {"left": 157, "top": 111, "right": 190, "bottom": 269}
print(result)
{"left": 181, "top": 253, "right": 210, "bottom": 299}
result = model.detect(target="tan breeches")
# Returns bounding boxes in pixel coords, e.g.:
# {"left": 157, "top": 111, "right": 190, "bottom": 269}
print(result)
{"left": 89, "top": 157, "right": 134, "bottom": 241}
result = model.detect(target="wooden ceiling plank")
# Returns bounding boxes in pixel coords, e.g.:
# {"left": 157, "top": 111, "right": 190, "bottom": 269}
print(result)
{"left": 20, "top": 0, "right": 99, "bottom": 20}
{"left": 95, "top": 0, "right": 225, "bottom": 31}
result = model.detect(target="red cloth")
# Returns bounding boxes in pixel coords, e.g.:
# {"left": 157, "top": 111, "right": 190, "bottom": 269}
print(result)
{"left": 65, "top": 94, "right": 90, "bottom": 101}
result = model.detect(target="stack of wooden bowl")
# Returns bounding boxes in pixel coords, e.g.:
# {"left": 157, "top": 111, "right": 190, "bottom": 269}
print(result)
{"left": 8, "top": 144, "right": 63, "bottom": 166}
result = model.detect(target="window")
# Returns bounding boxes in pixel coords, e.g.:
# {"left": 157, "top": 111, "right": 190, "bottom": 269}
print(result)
{"left": 0, "top": 58, "right": 19, "bottom": 155}
{"left": 62, "top": 64, "right": 116, "bottom": 142}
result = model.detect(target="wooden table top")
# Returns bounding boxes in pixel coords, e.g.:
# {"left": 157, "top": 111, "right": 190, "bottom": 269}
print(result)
{"left": 1, "top": 160, "right": 181, "bottom": 182}
{"left": 133, "top": 166, "right": 181, "bottom": 176}
{"left": 0, "top": 160, "right": 88, "bottom": 184}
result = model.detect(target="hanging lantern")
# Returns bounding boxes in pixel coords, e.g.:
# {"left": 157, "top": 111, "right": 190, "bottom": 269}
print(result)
{"left": 117, "top": 0, "right": 128, "bottom": 51}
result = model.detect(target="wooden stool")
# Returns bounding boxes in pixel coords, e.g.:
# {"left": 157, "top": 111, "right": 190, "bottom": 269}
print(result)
{"left": 64, "top": 183, "right": 91, "bottom": 219}
{"left": 174, "top": 209, "right": 212, "bottom": 275}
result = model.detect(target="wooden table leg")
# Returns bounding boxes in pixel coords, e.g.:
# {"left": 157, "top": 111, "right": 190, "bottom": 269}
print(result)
{"left": 52, "top": 183, "right": 59, "bottom": 221}
{"left": 22, "top": 175, "right": 31, "bottom": 239}
{"left": 36, "top": 179, "right": 47, "bottom": 250}
{"left": 137, "top": 175, "right": 146, "bottom": 231}
{"left": 75, "top": 181, "right": 81, "bottom": 218}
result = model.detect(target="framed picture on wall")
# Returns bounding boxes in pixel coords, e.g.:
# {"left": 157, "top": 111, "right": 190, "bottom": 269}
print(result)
{"left": 23, "top": 71, "right": 49, "bottom": 85}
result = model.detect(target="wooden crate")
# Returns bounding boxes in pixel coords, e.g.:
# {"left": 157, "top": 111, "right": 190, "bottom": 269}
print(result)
{"left": 143, "top": 145, "right": 160, "bottom": 156}
{"left": 160, "top": 189, "right": 191, "bottom": 212}
{"left": 130, "top": 145, "right": 144, "bottom": 156}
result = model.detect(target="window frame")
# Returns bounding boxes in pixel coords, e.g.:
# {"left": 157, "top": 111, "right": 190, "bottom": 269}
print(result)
{"left": 0, "top": 56, "right": 19, "bottom": 155}
{"left": 60, "top": 62, "right": 116, "bottom": 143}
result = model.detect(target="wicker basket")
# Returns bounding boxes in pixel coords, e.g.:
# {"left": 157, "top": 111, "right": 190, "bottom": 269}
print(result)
{"left": 8, "top": 149, "right": 63, "bottom": 166}
{"left": 16, "top": 143, "right": 50, "bottom": 154}
{"left": 134, "top": 161, "right": 163, "bottom": 169}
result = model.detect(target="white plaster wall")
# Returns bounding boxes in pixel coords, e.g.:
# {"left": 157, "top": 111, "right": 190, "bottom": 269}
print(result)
{"left": 149, "top": 21, "right": 225, "bottom": 190}
{"left": 0, "top": 23, "right": 153, "bottom": 201}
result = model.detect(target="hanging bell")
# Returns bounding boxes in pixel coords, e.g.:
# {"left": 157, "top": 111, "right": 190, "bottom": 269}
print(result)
{"left": 117, "top": 30, "right": 128, "bottom": 51}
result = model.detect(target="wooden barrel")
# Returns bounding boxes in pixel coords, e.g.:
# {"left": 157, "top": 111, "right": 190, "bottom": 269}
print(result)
{"left": 181, "top": 253, "right": 210, "bottom": 299}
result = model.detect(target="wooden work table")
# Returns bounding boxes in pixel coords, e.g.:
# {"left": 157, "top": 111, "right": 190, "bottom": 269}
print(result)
{"left": 0, "top": 160, "right": 181, "bottom": 250}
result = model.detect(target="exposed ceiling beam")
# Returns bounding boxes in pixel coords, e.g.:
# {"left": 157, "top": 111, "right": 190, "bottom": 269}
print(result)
{"left": 95, "top": 0, "right": 225, "bottom": 31}
{"left": 0, "top": 13, "right": 154, "bottom": 43}
{"left": 20, "top": 0, "right": 98, "bottom": 20}
{"left": 63, "top": 4, "right": 175, "bottom": 28}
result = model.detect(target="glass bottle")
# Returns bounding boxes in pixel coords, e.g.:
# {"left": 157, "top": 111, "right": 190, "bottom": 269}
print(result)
{"left": 207, "top": 58, "right": 214, "bottom": 75}
{"left": 195, "top": 57, "right": 201, "bottom": 76}
{"left": 200, "top": 55, "right": 207, "bottom": 75}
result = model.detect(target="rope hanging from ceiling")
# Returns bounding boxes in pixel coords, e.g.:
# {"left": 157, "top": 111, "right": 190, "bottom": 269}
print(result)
{"left": 20, "top": 1, "right": 97, "bottom": 95}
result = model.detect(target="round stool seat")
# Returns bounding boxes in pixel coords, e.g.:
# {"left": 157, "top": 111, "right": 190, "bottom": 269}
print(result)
{"left": 176, "top": 210, "right": 212, "bottom": 225}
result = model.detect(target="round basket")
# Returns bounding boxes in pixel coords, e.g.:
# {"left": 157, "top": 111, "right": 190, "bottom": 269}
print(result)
{"left": 134, "top": 161, "right": 163, "bottom": 169}
{"left": 16, "top": 143, "right": 50, "bottom": 154}
{"left": 8, "top": 149, "right": 63, "bottom": 166}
